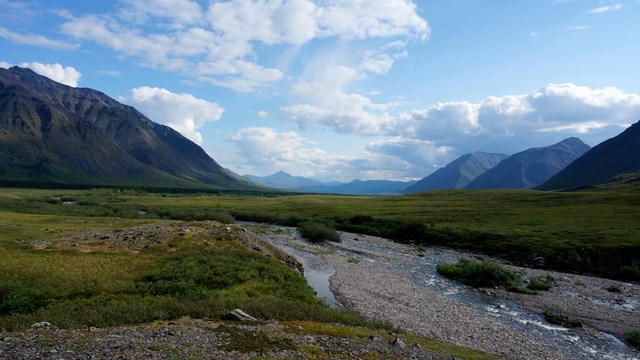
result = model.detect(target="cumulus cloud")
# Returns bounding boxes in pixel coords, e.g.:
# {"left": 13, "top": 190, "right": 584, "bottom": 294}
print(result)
{"left": 120, "top": 87, "right": 224, "bottom": 145}
{"left": 282, "top": 64, "right": 401, "bottom": 135}
{"left": 59, "top": 0, "right": 428, "bottom": 92}
{"left": 257, "top": 110, "right": 270, "bottom": 119}
{"left": 18, "top": 62, "right": 81, "bottom": 87}
{"left": 222, "top": 127, "right": 440, "bottom": 180}
{"left": 400, "top": 83, "right": 640, "bottom": 155}
{"left": 0, "top": 27, "right": 78, "bottom": 50}
{"left": 0, "top": 60, "right": 11, "bottom": 69}
{"left": 281, "top": 82, "right": 640, "bottom": 173}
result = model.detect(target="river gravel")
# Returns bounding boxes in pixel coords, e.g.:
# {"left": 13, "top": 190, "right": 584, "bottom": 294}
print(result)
{"left": 264, "top": 227, "right": 640, "bottom": 360}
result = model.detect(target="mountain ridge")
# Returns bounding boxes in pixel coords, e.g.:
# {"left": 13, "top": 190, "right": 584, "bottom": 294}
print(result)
{"left": 538, "top": 121, "right": 640, "bottom": 190}
{"left": 402, "top": 152, "right": 508, "bottom": 194}
{"left": 465, "top": 137, "right": 591, "bottom": 190}
{"left": 0, "top": 66, "right": 257, "bottom": 190}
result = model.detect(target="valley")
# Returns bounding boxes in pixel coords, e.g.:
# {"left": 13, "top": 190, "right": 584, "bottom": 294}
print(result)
{"left": 1, "top": 186, "right": 639, "bottom": 358}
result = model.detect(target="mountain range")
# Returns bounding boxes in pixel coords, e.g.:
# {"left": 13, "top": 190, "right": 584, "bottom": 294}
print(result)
{"left": 464, "top": 137, "right": 591, "bottom": 190}
{"left": 538, "top": 120, "right": 640, "bottom": 190}
{"left": 2, "top": 66, "right": 637, "bottom": 194}
{"left": 245, "top": 171, "right": 415, "bottom": 195}
{"left": 402, "top": 152, "right": 508, "bottom": 193}
{"left": 0, "top": 66, "right": 258, "bottom": 190}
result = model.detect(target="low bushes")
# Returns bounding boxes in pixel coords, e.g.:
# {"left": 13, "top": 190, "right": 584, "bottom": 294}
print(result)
{"left": 542, "top": 308, "right": 582, "bottom": 328}
{"left": 626, "top": 329, "right": 640, "bottom": 349}
{"left": 437, "top": 258, "right": 555, "bottom": 294}
{"left": 298, "top": 222, "right": 341, "bottom": 243}
{"left": 437, "top": 258, "right": 523, "bottom": 289}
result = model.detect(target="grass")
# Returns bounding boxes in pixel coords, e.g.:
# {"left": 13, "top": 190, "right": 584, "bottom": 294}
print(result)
{"left": 1, "top": 186, "right": 638, "bottom": 280}
{"left": 606, "top": 285, "right": 622, "bottom": 293}
{"left": 0, "top": 211, "right": 382, "bottom": 332}
{"left": 626, "top": 329, "right": 640, "bottom": 349}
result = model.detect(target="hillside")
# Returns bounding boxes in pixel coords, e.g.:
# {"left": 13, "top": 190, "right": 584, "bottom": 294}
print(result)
{"left": 402, "top": 152, "right": 508, "bottom": 194}
{"left": 538, "top": 121, "right": 640, "bottom": 190}
{"left": 0, "top": 67, "right": 257, "bottom": 190}
{"left": 465, "top": 138, "right": 590, "bottom": 189}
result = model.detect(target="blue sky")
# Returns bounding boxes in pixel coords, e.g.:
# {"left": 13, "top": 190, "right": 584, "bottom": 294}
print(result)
{"left": 1, "top": 0, "right": 639, "bottom": 181}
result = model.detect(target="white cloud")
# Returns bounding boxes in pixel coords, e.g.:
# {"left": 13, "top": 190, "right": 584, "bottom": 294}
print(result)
{"left": 0, "top": 27, "right": 78, "bottom": 50}
{"left": 588, "top": 3, "right": 622, "bottom": 14}
{"left": 59, "top": 0, "right": 428, "bottom": 92}
{"left": 282, "top": 64, "right": 401, "bottom": 135}
{"left": 18, "top": 62, "right": 81, "bottom": 87}
{"left": 223, "top": 127, "right": 376, "bottom": 180}
{"left": 257, "top": 110, "right": 270, "bottom": 119}
{"left": 568, "top": 25, "right": 589, "bottom": 31}
{"left": 0, "top": 61, "right": 11, "bottom": 69}
{"left": 120, "top": 87, "right": 224, "bottom": 145}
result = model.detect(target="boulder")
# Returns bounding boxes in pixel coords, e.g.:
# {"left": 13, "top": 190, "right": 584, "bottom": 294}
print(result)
{"left": 220, "top": 309, "right": 257, "bottom": 322}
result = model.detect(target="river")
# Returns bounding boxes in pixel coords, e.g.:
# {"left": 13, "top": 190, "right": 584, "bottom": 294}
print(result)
{"left": 256, "top": 224, "right": 639, "bottom": 360}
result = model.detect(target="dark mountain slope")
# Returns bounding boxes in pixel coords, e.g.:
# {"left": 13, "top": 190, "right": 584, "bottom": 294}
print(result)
{"left": 402, "top": 152, "right": 508, "bottom": 193}
{"left": 0, "top": 66, "right": 256, "bottom": 189}
{"left": 538, "top": 121, "right": 640, "bottom": 190}
{"left": 465, "top": 138, "right": 591, "bottom": 189}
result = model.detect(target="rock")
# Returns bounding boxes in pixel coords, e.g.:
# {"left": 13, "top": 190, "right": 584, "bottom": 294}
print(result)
{"left": 220, "top": 309, "right": 257, "bottom": 322}
{"left": 531, "top": 257, "right": 546, "bottom": 268}
{"left": 391, "top": 337, "right": 406, "bottom": 348}
{"left": 30, "top": 322, "right": 56, "bottom": 330}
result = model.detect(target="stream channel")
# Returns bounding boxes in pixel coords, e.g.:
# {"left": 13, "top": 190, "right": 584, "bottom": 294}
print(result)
{"left": 257, "top": 224, "right": 639, "bottom": 360}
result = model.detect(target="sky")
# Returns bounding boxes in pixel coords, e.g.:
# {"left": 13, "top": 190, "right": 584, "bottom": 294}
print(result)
{"left": 1, "top": 0, "right": 639, "bottom": 182}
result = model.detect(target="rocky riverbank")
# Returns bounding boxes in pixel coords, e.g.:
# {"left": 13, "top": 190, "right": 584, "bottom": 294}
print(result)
{"left": 264, "top": 227, "right": 640, "bottom": 360}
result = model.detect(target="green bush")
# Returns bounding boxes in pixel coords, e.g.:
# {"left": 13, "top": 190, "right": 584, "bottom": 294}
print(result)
{"left": 298, "top": 222, "right": 341, "bottom": 243}
{"left": 436, "top": 258, "right": 523, "bottom": 289}
{"left": 542, "top": 308, "right": 581, "bottom": 328}
{"left": 527, "top": 275, "right": 554, "bottom": 291}
{"left": 626, "top": 329, "right": 640, "bottom": 349}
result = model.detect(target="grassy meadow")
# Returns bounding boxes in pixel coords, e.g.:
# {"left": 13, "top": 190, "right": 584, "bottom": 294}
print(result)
{"left": 2, "top": 184, "right": 638, "bottom": 279}
{"left": 0, "top": 185, "right": 637, "bottom": 357}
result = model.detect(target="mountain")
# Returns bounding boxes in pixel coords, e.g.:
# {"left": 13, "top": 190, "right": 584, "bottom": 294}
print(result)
{"left": 465, "top": 138, "right": 591, "bottom": 190}
{"left": 538, "top": 121, "right": 640, "bottom": 190}
{"left": 244, "top": 171, "right": 323, "bottom": 189}
{"left": 402, "top": 152, "right": 508, "bottom": 194}
{"left": 0, "top": 66, "right": 257, "bottom": 190}
{"left": 298, "top": 179, "right": 416, "bottom": 195}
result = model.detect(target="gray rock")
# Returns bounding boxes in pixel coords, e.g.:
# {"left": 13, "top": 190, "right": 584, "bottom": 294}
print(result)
{"left": 220, "top": 309, "right": 257, "bottom": 321}
{"left": 30, "top": 322, "right": 56, "bottom": 330}
{"left": 391, "top": 337, "right": 406, "bottom": 348}
{"left": 532, "top": 257, "right": 546, "bottom": 268}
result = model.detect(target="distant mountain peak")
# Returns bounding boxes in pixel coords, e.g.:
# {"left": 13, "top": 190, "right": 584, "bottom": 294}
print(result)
{"left": 402, "top": 152, "right": 508, "bottom": 193}
{"left": 465, "top": 138, "right": 591, "bottom": 190}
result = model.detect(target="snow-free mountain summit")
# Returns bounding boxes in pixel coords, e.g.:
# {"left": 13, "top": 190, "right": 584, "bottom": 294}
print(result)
{"left": 0, "top": 67, "right": 257, "bottom": 190}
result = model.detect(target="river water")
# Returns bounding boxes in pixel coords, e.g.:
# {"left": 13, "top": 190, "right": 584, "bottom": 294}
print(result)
{"left": 260, "top": 225, "right": 639, "bottom": 360}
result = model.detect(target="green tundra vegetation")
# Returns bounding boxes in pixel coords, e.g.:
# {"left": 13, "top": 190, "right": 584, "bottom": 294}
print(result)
{"left": 1, "top": 182, "right": 638, "bottom": 281}
{"left": 0, "top": 188, "right": 505, "bottom": 359}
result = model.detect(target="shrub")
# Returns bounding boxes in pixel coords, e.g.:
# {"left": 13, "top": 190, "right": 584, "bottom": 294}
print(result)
{"left": 542, "top": 308, "right": 581, "bottom": 328}
{"left": 606, "top": 285, "right": 622, "bottom": 293}
{"left": 436, "top": 258, "right": 522, "bottom": 289}
{"left": 626, "top": 329, "right": 640, "bottom": 349}
{"left": 298, "top": 222, "right": 341, "bottom": 243}
{"left": 527, "top": 275, "right": 554, "bottom": 291}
